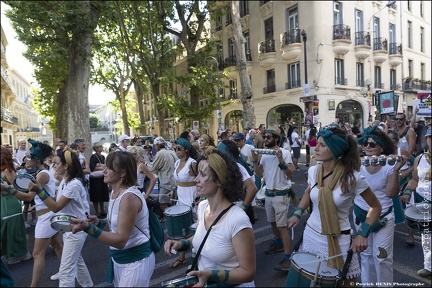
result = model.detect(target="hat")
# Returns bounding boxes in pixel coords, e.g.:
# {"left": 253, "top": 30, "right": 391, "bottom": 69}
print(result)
{"left": 154, "top": 136, "right": 166, "bottom": 145}
{"left": 418, "top": 117, "right": 426, "bottom": 122}
{"left": 264, "top": 127, "right": 281, "bottom": 137}
{"left": 233, "top": 133, "right": 245, "bottom": 141}
{"left": 118, "top": 134, "right": 131, "bottom": 143}
{"left": 426, "top": 128, "right": 432, "bottom": 137}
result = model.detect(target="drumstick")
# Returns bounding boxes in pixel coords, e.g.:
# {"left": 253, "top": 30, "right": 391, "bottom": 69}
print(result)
{"left": 311, "top": 258, "right": 322, "bottom": 287}
{"left": 2, "top": 212, "right": 23, "bottom": 220}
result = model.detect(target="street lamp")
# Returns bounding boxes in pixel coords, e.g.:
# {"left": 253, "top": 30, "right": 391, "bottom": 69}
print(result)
{"left": 205, "top": 56, "right": 222, "bottom": 132}
{"left": 301, "top": 30, "right": 308, "bottom": 85}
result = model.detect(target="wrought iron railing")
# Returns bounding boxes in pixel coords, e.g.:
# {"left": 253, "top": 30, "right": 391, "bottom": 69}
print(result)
{"left": 335, "top": 78, "right": 348, "bottom": 85}
{"left": 263, "top": 85, "right": 276, "bottom": 94}
{"left": 333, "top": 24, "right": 351, "bottom": 40}
{"left": 1, "top": 106, "right": 19, "bottom": 125}
{"left": 281, "top": 29, "right": 301, "bottom": 47}
{"left": 285, "top": 80, "right": 301, "bottom": 89}
{"left": 258, "top": 39, "right": 276, "bottom": 54}
{"left": 389, "top": 43, "right": 402, "bottom": 55}
{"left": 355, "top": 31, "right": 371, "bottom": 46}
{"left": 373, "top": 38, "right": 388, "bottom": 51}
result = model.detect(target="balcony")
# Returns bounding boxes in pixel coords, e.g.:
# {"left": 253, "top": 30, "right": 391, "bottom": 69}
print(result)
{"left": 335, "top": 77, "right": 348, "bottom": 86}
{"left": 258, "top": 39, "right": 276, "bottom": 68}
{"left": 263, "top": 85, "right": 276, "bottom": 94}
{"left": 285, "top": 80, "right": 301, "bottom": 90}
{"left": 404, "top": 79, "right": 432, "bottom": 92}
{"left": 280, "top": 29, "right": 302, "bottom": 61}
{"left": 1, "top": 106, "right": 19, "bottom": 125}
{"left": 240, "top": 14, "right": 249, "bottom": 31}
{"left": 224, "top": 55, "right": 238, "bottom": 80}
{"left": 374, "top": 82, "right": 384, "bottom": 89}
{"left": 354, "top": 31, "right": 371, "bottom": 61}
{"left": 373, "top": 37, "right": 388, "bottom": 64}
{"left": 388, "top": 43, "right": 403, "bottom": 67}
{"left": 212, "top": 25, "right": 223, "bottom": 40}
{"left": 332, "top": 24, "right": 351, "bottom": 57}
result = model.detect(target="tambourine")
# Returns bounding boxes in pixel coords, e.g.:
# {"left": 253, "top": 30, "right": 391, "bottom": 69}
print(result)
{"left": 161, "top": 275, "right": 198, "bottom": 288}
{"left": 253, "top": 149, "right": 277, "bottom": 155}
{"left": 361, "top": 155, "right": 401, "bottom": 167}
{"left": 50, "top": 213, "right": 77, "bottom": 232}
{"left": 13, "top": 172, "right": 35, "bottom": 192}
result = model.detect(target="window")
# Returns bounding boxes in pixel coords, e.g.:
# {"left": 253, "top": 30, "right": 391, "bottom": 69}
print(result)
{"left": 355, "top": 9, "right": 363, "bottom": 33}
{"left": 389, "top": 23, "right": 396, "bottom": 45}
{"left": 407, "top": 1, "right": 411, "bottom": 12}
{"left": 215, "top": 15, "right": 222, "bottom": 31}
{"left": 229, "top": 80, "right": 237, "bottom": 99}
{"left": 287, "top": 63, "right": 301, "bottom": 89}
{"left": 240, "top": 0, "right": 249, "bottom": 17}
{"left": 420, "top": 1, "right": 424, "bottom": 17}
{"left": 374, "top": 66, "right": 382, "bottom": 88}
{"left": 217, "top": 44, "right": 223, "bottom": 63}
{"left": 265, "top": 69, "right": 276, "bottom": 93}
{"left": 333, "top": 2, "right": 342, "bottom": 25}
{"left": 226, "top": 13, "right": 232, "bottom": 26}
{"left": 228, "top": 37, "right": 235, "bottom": 59}
{"left": 286, "top": 6, "right": 298, "bottom": 31}
{"left": 420, "top": 27, "right": 424, "bottom": 52}
{"left": 408, "top": 60, "right": 413, "bottom": 77}
{"left": 407, "top": 21, "right": 412, "bottom": 48}
{"left": 390, "top": 69, "right": 397, "bottom": 90}
{"left": 373, "top": 17, "right": 380, "bottom": 49}
{"left": 421, "top": 63, "right": 425, "bottom": 80}
{"left": 335, "top": 59, "right": 345, "bottom": 85}
{"left": 244, "top": 32, "right": 251, "bottom": 61}
{"left": 356, "top": 63, "right": 364, "bottom": 87}
{"left": 264, "top": 17, "right": 273, "bottom": 40}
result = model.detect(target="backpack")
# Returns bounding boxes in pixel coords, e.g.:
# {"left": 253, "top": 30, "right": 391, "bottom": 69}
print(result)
{"left": 148, "top": 209, "right": 164, "bottom": 253}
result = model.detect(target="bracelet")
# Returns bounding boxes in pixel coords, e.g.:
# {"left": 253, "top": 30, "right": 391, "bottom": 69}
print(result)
{"left": 97, "top": 218, "right": 107, "bottom": 229}
{"left": 84, "top": 223, "right": 102, "bottom": 239}
{"left": 36, "top": 188, "right": 50, "bottom": 201}
{"left": 210, "top": 269, "right": 230, "bottom": 283}
{"left": 240, "top": 202, "right": 249, "bottom": 211}
{"left": 278, "top": 162, "right": 288, "bottom": 171}
{"left": 290, "top": 207, "right": 305, "bottom": 219}
{"left": 6, "top": 186, "right": 17, "bottom": 196}
{"left": 176, "top": 239, "right": 191, "bottom": 252}
{"left": 357, "top": 222, "right": 372, "bottom": 238}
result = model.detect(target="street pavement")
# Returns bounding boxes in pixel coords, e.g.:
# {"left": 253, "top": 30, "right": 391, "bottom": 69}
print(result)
{"left": 6, "top": 150, "right": 432, "bottom": 287}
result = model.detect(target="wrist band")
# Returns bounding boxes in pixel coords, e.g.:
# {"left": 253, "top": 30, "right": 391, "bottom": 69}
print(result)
{"left": 84, "top": 223, "right": 102, "bottom": 239}
{"left": 402, "top": 187, "right": 413, "bottom": 197}
{"left": 6, "top": 186, "right": 17, "bottom": 196}
{"left": 357, "top": 222, "right": 372, "bottom": 238}
{"left": 278, "top": 162, "right": 288, "bottom": 171}
{"left": 36, "top": 188, "right": 50, "bottom": 201}
{"left": 177, "top": 239, "right": 191, "bottom": 252}
{"left": 97, "top": 218, "right": 107, "bottom": 229}
{"left": 290, "top": 207, "right": 305, "bottom": 219}
{"left": 240, "top": 202, "right": 249, "bottom": 211}
{"left": 210, "top": 269, "right": 230, "bottom": 283}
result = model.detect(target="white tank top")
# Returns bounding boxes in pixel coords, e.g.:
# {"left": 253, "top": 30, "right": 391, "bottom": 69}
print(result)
{"left": 136, "top": 163, "right": 146, "bottom": 189}
{"left": 35, "top": 169, "right": 56, "bottom": 211}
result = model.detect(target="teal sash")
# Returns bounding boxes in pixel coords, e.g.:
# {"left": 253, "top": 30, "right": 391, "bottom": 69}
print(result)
{"left": 107, "top": 241, "right": 152, "bottom": 284}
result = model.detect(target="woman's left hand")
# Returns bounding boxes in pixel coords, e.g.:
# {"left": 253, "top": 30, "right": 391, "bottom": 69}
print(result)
{"left": 350, "top": 234, "right": 368, "bottom": 254}
{"left": 28, "top": 179, "right": 42, "bottom": 193}
{"left": 187, "top": 270, "right": 211, "bottom": 287}
{"left": 69, "top": 217, "right": 89, "bottom": 234}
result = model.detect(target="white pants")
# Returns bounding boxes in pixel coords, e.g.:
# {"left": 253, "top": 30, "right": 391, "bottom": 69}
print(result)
{"left": 355, "top": 212, "right": 395, "bottom": 287}
{"left": 59, "top": 231, "right": 93, "bottom": 287}
{"left": 422, "top": 232, "right": 432, "bottom": 271}
{"left": 113, "top": 252, "right": 155, "bottom": 287}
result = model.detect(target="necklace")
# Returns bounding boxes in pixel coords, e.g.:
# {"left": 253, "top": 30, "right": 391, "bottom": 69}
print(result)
{"left": 108, "top": 189, "right": 123, "bottom": 231}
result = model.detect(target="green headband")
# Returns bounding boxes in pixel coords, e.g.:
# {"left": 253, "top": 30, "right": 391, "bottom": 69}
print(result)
{"left": 317, "top": 126, "right": 350, "bottom": 160}
{"left": 175, "top": 138, "right": 191, "bottom": 152}
{"left": 358, "top": 125, "right": 385, "bottom": 148}
{"left": 28, "top": 138, "right": 47, "bottom": 163}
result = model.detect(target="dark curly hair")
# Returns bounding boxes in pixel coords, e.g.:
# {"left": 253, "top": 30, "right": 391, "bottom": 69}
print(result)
{"left": 197, "top": 146, "right": 243, "bottom": 202}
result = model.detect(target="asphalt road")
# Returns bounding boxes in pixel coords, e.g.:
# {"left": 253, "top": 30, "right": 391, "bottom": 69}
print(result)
{"left": 5, "top": 152, "right": 432, "bottom": 287}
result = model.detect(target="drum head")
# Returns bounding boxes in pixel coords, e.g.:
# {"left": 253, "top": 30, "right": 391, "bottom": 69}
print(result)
{"left": 405, "top": 203, "right": 431, "bottom": 220}
{"left": 13, "top": 173, "right": 35, "bottom": 192}
{"left": 164, "top": 205, "right": 191, "bottom": 216}
{"left": 291, "top": 252, "right": 339, "bottom": 279}
{"left": 256, "top": 186, "right": 266, "bottom": 200}
{"left": 50, "top": 213, "right": 77, "bottom": 232}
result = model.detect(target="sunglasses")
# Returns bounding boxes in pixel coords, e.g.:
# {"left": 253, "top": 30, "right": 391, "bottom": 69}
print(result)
{"left": 395, "top": 118, "right": 404, "bottom": 121}
{"left": 362, "top": 141, "right": 379, "bottom": 148}
{"left": 176, "top": 147, "right": 183, "bottom": 151}
{"left": 264, "top": 135, "right": 274, "bottom": 140}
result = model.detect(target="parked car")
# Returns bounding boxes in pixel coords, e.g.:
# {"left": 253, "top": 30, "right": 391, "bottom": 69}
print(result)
{"left": 140, "top": 135, "right": 155, "bottom": 145}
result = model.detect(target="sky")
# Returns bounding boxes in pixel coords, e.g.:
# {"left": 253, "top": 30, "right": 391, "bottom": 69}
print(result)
{"left": 1, "top": 2, "right": 114, "bottom": 106}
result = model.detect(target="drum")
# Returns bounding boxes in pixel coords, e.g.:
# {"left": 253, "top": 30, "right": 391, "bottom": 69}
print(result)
{"left": 405, "top": 203, "right": 431, "bottom": 233}
{"left": 164, "top": 205, "right": 193, "bottom": 239}
{"left": 50, "top": 213, "right": 77, "bottom": 232}
{"left": 13, "top": 172, "right": 35, "bottom": 192}
{"left": 286, "top": 252, "right": 339, "bottom": 287}
{"left": 161, "top": 275, "right": 198, "bottom": 287}
{"left": 255, "top": 185, "right": 266, "bottom": 200}
{"left": 190, "top": 223, "right": 197, "bottom": 235}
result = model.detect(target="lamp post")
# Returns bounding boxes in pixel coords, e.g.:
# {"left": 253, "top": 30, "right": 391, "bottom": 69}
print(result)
{"left": 205, "top": 56, "right": 222, "bottom": 132}
{"left": 301, "top": 30, "right": 308, "bottom": 85}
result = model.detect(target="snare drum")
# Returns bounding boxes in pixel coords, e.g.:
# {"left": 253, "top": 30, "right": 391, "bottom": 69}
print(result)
{"left": 50, "top": 213, "right": 77, "bottom": 232}
{"left": 164, "top": 205, "right": 193, "bottom": 239}
{"left": 13, "top": 172, "right": 35, "bottom": 192}
{"left": 190, "top": 223, "right": 197, "bottom": 235}
{"left": 161, "top": 275, "right": 198, "bottom": 287}
{"left": 405, "top": 203, "right": 431, "bottom": 233}
{"left": 286, "top": 252, "right": 339, "bottom": 287}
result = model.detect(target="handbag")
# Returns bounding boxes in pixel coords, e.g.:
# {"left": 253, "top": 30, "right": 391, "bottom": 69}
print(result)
{"left": 90, "top": 154, "right": 104, "bottom": 178}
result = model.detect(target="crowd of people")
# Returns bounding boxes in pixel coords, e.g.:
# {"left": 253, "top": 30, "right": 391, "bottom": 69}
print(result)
{"left": 0, "top": 109, "right": 430, "bottom": 287}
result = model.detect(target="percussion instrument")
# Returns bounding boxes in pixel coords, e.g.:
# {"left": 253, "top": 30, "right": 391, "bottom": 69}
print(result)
{"left": 161, "top": 275, "right": 198, "bottom": 288}
{"left": 164, "top": 205, "right": 193, "bottom": 239}
{"left": 50, "top": 213, "right": 77, "bottom": 232}
{"left": 190, "top": 223, "right": 197, "bottom": 235}
{"left": 405, "top": 203, "right": 431, "bottom": 233}
{"left": 286, "top": 252, "right": 339, "bottom": 287}
{"left": 255, "top": 185, "right": 266, "bottom": 200}
{"left": 361, "top": 155, "right": 401, "bottom": 167}
{"left": 253, "top": 148, "right": 277, "bottom": 155}
{"left": 13, "top": 172, "right": 35, "bottom": 192}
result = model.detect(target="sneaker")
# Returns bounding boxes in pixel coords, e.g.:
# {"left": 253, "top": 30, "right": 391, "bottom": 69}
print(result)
{"left": 265, "top": 242, "right": 284, "bottom": 254}
{"left": 417, "top": 269, "right": 432, "bottom": 278}
{"left": 50, "top": 272, "right": 60, "bottom": 281}
{"left": 7, "top": 251, "right": 32, "bottom": 265}
{"left": 274, "top": 259, "right": 291, "bottom": 271}
{"left": 24, "top": 222, "right": 31, "bottom": 229}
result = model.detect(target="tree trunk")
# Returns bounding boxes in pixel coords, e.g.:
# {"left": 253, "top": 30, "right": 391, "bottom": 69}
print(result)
{"left": 231, "top": 1, "right": 256, "bottom": 129}
{"left": 133, "top": 79, "right": 145, "bottom": 135}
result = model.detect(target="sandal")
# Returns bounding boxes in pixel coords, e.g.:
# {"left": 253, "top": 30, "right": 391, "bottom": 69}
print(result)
{"left": 169, "top": 258, "right": 186, "bottom": 268}
{"left": 405, "top": 237, "right": 415, "bottom": 246}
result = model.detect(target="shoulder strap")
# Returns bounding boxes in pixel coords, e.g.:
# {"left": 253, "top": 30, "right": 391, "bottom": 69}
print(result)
{"left": 400, "top": 126, "right": 410, "bottom": 138}
{"left": 188, "top": 204, "right": 234, "bottom": 273}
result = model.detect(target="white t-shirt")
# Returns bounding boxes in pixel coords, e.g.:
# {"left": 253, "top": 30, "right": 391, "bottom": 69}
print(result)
{"left": 354, "top": 164, "right": 395, "bottom": 213}
{"left": 291, "top": 131, "right": 301, "bottom": 148}
{"left": 417, "top": 154, "right": 431, "bottom": 201}
{"left": 307, "top": 165, "right": 369, "bottom": 233}
{"left": 240, "top": 144, "right": 254, "bottom": 163}
{"left": 304, "top": 129, "right": 311, "bottom": 147}
{"left": 260, "top": 148, "right": 292, "bottom": 190}
{"left": 57, "top": 178, "right": 90, "bottom": 219}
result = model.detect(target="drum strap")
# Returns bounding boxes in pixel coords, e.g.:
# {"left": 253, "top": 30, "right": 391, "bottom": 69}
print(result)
{"left": 176, "top": 181, "right": 196, "bottom": 187}
{"left": 186, "top": 204, "right": 234, "bottom": 274}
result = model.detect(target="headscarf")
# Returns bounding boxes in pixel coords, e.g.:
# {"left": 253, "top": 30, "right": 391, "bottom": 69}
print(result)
{"left": 204, "top": 146, "right": 228, "bottom": 188}
{"left": 358, "top": 125, "right": 385, "bottom": 148}
{"left": 28, "top": 138, "right": 48, "bottom": 163}
{"left": 175, "top": 138, "right": 191, "bottom": 152}
{"left": 317, "top": 126, "right": 349, "bottom": 160}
